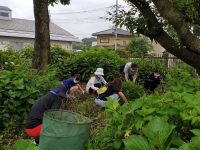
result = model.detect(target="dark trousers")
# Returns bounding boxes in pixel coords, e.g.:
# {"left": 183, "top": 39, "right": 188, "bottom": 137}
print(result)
{"left": 120, "top": 72, "right": 133, "bottom": 81}
{"left": 144, "top": 81, "right": 158, "bottom": 91}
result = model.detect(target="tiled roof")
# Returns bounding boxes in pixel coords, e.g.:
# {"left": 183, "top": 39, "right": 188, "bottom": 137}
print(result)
{"left": 92, "top": 28, "right": 132, "bottom": 36}
{"left": 0, "top": 18, "right": 75, "bottom": 37}
{"left": 0, "top": 6, "right": 12, "bottom": 11}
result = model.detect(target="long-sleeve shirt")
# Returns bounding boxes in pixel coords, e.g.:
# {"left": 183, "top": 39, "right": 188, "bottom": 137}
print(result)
{"left": 25, "top": 92, "right": 62, "bottom": 129}
{"left": 86, "top": 76, "right": 107, "bottom": 93}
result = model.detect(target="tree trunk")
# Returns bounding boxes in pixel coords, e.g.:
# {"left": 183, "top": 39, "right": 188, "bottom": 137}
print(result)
{"left": 128, "top": 0, "right": 200, "bottom": 73}
{"left": 32, "top": 0, "right": 50, "bottom": 70}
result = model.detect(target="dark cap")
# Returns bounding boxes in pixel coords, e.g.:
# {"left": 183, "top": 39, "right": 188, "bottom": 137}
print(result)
{"left": 50, "top": 84, "right": 68, "bottom": 98}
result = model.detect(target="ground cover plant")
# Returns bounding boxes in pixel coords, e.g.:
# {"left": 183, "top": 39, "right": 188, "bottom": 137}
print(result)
{"left": 1, "top": 45, "right": 199, "bottom": 150}
{"left": 89, "top": 75, "right": 200, "bottom": 150}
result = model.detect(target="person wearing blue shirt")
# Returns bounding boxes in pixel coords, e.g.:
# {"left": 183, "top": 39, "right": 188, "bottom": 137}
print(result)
{"left": 62, "top": 74, "right": 84, "bottom": 97}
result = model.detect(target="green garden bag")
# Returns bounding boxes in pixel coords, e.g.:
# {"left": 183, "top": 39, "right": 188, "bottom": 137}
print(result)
{"left": 39, "top": 109, "right": 92, "bottom": 150}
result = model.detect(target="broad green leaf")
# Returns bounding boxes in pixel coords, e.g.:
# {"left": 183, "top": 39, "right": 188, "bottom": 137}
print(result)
{"left": 192, "top": 117, "right": 198, "bottom": 124}
{"left": 113, "top": 137, "right": 122, "bottom": 149}
{"left": 17, "top": 84, "right": 24, "bottom": 90}
{"left": 0, "top": 75, "right": 7, "bottom": 79}
{"left": 26, "top": 145, "right": 41, "bottom": 150}
{"left": 27, "top": 98, "right": 35, "bottom": 104}
{"left": 135, "top": 119, "right": 145, "bottom": 130}
{"left": 190, "top": 136, "right": 200, "bottom": 149}
{"left": 3, "top": 113, "right": 9, "bottom": 118}
{"left": 178, "top": 143, "right": 194, "bottom": 150}
{"left": 171, "top": 136, "right": 184, "bottom": 146}
{"left": 190, "top": 129, "right": 200, "bottom": 136}
{"left": 142, "top": 116, "right": 176, "bottom": 149}
{"left": 13, "top": 100, "right": 21, "bottom": 107}
{"left": 146, "top": 108, "right": 156, "bottom": 115}
{"left": 14, "top": 139, "right": 33, "bottom": 150}
{"left": 123, "top": 134, "right": 155, "bottom": 150}
{"left": 113, "top": 99, "right": 120, "bottom": 110}
{"left": 130, "top": 99, "right": 143, "bottom": 112}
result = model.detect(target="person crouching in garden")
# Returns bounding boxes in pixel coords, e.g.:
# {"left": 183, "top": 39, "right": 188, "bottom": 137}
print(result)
{"left": 120, "top": 62, "right": 139, "bottom": 84}
{"left": 95, "top": 78, "right": 127, "bottom": 107}
{"left": 86, "top": 68, "right": 107, "bottom": 94}
{"left": 144, "top": 69, "right": 162, "bottom": 92}
{"left": 62, "top": 74, "right": 85, "bottom": 98}
{"left": 25, "top": 84, "right": 68, "bottom": 145}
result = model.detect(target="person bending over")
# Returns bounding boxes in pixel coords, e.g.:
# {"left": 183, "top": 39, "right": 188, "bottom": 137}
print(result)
{"left": 95, "top": 78, "right": 127, "bottom": 107}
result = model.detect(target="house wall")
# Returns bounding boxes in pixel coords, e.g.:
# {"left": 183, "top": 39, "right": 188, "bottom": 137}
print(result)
{"left": 0, "top": 36, "right": 72, "bottom": 51}
{"left": 97, "top": 35, "right": 132, "bottom": 46}
{"left": 151, "top": 40, "right": 165, "bottom": 55}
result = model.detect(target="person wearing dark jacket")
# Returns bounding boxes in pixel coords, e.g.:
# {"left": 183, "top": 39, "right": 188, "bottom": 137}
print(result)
{"left": 25, "top": 84, "right": 68, "bottom": 145}
{"left": 144, "top": 69, "right": 162, "bottom": 92}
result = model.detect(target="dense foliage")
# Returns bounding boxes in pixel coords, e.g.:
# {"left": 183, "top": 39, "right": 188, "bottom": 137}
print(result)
{"left": 72, "top": 42, "right": 91, "bottom": 51}
{"left": 125, "top": 37, "right": 153, "bottom": 56}
{"left": 64, "top": 47, "right": 127, "bottom": 82}
{"left": 2, "top": 139, "right": 41, "bottom": 150}
{"left": 89, "top": 75, "right": 200, "bottom": 150}
{"left": 131, "top": 58, "right": 169, "bottom": 82}
{"left": 82, "top": 37, "right": 97, "bottom": 46}
{"left": 0, "top": 62, "right": 60, "bottom": 137}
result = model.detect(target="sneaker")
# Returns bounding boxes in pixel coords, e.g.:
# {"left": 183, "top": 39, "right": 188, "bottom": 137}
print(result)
{"left": 33, "top": 141, "right": 38, "bottom": 146}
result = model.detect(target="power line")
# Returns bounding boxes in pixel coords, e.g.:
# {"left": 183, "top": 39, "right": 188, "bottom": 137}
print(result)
{"left": 49, "top": 0, "right": 115, "bottom": 12}
{"left": 50, "top": 6, "right": 114, "bottom": 15}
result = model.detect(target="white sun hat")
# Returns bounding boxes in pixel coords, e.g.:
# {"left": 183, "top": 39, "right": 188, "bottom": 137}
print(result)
{"left": 94, "top": 68, "right": 104, "bottom": 76}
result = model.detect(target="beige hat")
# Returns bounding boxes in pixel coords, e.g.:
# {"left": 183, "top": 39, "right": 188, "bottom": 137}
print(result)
{"left": 94, "top": 68, "right": 104, "bottom": 76}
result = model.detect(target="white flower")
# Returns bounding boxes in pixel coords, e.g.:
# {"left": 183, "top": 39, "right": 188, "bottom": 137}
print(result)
{"left": 11, "top": 62, "right": 15, "bottom": 65}
{"left": 5, "top": 62, "right": 8, "bottom": 65}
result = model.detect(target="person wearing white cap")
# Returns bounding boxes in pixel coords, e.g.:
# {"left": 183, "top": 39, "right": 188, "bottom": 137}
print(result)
{"left": 86, "top": 68, "right": 107, "bottom": 94}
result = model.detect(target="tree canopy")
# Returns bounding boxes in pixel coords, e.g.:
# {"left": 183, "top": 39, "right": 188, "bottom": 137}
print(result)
{"left": 125, "top": 37, "right": 153, "bottom": 56}
{"left": 82, "top": 37, "right": 97, "bottom": 46}
{"left": 108, "top": 0, "right": 200, "bottom": 73}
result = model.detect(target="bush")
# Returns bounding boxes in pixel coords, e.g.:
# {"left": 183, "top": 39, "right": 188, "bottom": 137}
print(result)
{"left": 170, "top": 63, "right": 198, "bottom": 79}
{"left": 90, "top": 76, "right": 200, "bottom": 149}
{"left": 131, "top": 58, "right": 169, "bottom": 82}
{"left": 0, "top": 65, "right": 60, "bottom": 135}
{"left": 115, "top": 48, "right": 130, "bottom": 58}
{"left": 121, "top": 82, "right": 145, "bottom": 101}
{"left": 125, "top": 37, "right": 153, "bottom": 56}
{"left": 64, "top": 47, "right": 127, "bottom": 82}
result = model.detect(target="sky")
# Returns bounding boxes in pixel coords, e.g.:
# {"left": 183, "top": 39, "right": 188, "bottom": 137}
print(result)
{"left": 2, "top": 0, "right": 130, "bottom": 39}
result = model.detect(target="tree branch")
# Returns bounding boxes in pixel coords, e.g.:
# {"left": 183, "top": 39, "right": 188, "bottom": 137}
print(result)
{"left": 128, "top": 0, "right": 200, "bottom": 70}
{"left": 152, "top": 0, "right": 200, "bottom": 55}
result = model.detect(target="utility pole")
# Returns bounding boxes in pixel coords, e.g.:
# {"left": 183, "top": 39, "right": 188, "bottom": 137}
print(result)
{"left": 115, "top": 0, "right": 118, "bottom": 51}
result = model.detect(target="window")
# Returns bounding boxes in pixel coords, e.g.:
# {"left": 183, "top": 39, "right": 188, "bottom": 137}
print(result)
{"left": 100, "top": 39, "right": 109, "bottom": 43}
{"left": 123, "top": 41, "right": 126, "bottom": 46}
{"left": 10, "top": 41, "right": 23, "bottom": 52}
{"left": 0, "top": 12, "right": 9, "bottom": 17}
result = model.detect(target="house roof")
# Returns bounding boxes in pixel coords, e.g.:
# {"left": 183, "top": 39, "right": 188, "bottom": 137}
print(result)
{"left": 92, "top": 28, "right": 132, "bottom": 36}
{"left": 0, "top": 6, "right": 12, "bottom": 11}
{"left": 0, "top": 18, "right": 81, "bottom": 42}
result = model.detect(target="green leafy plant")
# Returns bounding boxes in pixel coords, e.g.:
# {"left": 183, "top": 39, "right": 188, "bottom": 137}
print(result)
{"left": 131, "top": 58, "right": 169, "bottom": 82}
{"left": 121, "top": 81, "right": 145, "bottom": 101}
{"left": 64, "top": 47, "right": 127, "bottom": 82}
{"left": 2, "top": 139, "right": 41, "bottom": 150}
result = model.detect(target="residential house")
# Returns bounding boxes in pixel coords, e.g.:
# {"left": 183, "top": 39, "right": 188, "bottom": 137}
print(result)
{"left": 0, "top": 6, "right": 80, "bottom": 51}
{"left": 92, "top": 28, "right": 133, "bottom": 48}
{"left": 92, "top": 28, "right": 165, "bottom": 55}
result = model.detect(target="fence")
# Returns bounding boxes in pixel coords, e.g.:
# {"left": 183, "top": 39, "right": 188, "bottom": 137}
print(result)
{"left": 121, "top": 54, "right": 185, "bottom": 69}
